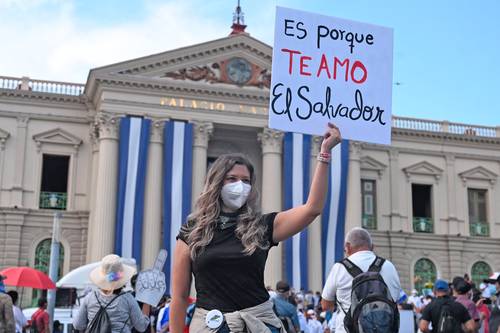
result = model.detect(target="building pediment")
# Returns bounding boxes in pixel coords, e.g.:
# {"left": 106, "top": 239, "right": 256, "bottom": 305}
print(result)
{"left": 85, "top": 33, "right": 272, "bottom": 99}
{"left": 403, "top": 161, "right": 443, "bottom": 182}
{"left": 459, "top": 166, "right": 497, "bottom": 186}
{"left": 360, "top": 156, "right": 387, "bottom": 178}
{"left": 33, "top": 128, "right": 83, "bottom": 151}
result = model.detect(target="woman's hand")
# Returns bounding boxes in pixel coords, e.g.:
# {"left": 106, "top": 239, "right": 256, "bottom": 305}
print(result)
{"left": 320, "top": 122, "right": 342, "bottom": 153}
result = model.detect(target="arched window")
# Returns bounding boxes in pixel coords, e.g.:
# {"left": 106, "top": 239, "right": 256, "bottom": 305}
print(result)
{"left": 414, "top": 258, "right": 437, "bottom": 295}
{"left": 32, "top": 239, "right": 64, "bottom": 305}
{"left": 471, "top": 261, "right": 492, "bottom": 287}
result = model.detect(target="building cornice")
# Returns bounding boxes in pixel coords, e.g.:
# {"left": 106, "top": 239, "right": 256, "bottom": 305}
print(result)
{"left": 363, "top": 143, "right": 500, "bottom": 162}
{"left": 392, "top": 128, "right": 500, "bottom": 146}
{"left": 0, "top": 88, "right": 85, "bottom": 105}
{"left": 0, "top": 109, "right": 89, "bottom": 124}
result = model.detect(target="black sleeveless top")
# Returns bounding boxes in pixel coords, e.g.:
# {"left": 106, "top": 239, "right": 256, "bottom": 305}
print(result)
{"left": 177, "top": 212, "right": 278, "bottom": 312}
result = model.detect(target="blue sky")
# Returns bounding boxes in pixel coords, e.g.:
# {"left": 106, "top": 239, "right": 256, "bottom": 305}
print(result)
{"left": 0, "top": 0, "right": 499, "bottom": 126}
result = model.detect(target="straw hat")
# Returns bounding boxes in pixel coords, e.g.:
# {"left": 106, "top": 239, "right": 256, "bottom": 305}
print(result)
{"left": 90, "top": 254, "right": 136, "bottom": 291}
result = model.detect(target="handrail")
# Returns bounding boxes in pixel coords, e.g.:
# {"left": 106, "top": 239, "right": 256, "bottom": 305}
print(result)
{"left": 0, "top": 75, "right": 84, "bottom": 96}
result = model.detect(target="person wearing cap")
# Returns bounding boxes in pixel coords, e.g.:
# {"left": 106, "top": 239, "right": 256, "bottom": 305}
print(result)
{"left": 305, "top": 309, "right": 322, "bottom": 333}
{"left": 489, "top": 275, "right": 500, "bottom": 333}
{"left": 73, "top": 254, "right": 151, "bottom": 333}
{"left": 272, "top": 281, "right": 300, "bottom": 333}
{"left": 0, "top": 274, "right": 15, "bottom": 333}
{"left": 419, "top": 279, "right": 476, "bottom": 333}
{"left": 170, "top": 124, "right": 341, "bottom": 333}
{"left": 453, "top": 276, "right": 481, "bottom": 330}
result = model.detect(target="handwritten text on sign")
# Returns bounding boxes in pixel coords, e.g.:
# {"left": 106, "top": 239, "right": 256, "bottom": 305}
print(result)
{"left": 268, "top": 7, "right": 393, "bottom": 145}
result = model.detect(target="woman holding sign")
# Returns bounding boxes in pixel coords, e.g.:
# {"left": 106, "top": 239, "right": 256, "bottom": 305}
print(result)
{"left": 170, "top": 123, "right": 341, "bottom": 333}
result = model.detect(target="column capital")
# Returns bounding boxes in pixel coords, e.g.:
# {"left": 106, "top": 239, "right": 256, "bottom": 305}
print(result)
{"left": 445, "top": 153, "right": 455, "bottom": 165}
{"left": 89, "top": 122, "right": 99, "bottom": 152}
{"left": 95, "top": 113, "right": 121, "bottom": 140}
{"left": 311, "top": 136, "right": 323, "bottom": 157}
{"left": 16, "top": 116, "right": 29, "bottom": 128}
{"left": 258, "top": 128, "right": 284, "bottom": 154}
{"left": 150, "top": 120, "right": 165, "bottom": 144}
{"left": 389, "top": 148, "right": 399, "bottom": 161}
{"left": 192, "top": 121, "right": 213, "bottom": 148}
{"left": 349, "top": 141, "right": 362, "bottom": 160}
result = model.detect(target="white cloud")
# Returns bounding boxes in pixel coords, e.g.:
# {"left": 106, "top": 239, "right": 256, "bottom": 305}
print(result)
{"left": 0, "top": 0, "right": 272, "bottom": 83}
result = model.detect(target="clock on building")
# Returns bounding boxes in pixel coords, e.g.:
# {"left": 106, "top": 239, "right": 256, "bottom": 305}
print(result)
{"left": 226, "top": 57, "right": 252, "bottom": 85}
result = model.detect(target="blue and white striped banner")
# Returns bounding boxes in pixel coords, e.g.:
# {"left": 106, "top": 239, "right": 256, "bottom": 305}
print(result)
{"left": 163, "top": 121, "right": 193, "bottom": 292}
{"left": 321, "top": 140, "right": 349, "bottom": 283}
{"left": 115, "top": 116, "right": 151, "bottom": 268}
{"left": 283, "top": 132, "right": 311, "bottom": 291}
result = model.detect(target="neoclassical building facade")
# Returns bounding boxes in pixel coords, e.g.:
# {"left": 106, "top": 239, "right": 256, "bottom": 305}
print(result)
{"left": 1, "top": 32, "right": 499, "bottom": 298}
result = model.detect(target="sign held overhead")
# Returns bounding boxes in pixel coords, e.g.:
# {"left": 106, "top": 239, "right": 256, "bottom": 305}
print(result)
{"left": 269, "top": 7, "right": 394, "bottom": 145}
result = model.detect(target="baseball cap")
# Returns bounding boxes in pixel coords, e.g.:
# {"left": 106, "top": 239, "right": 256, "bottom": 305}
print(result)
{"left": 434, "top": 279, "right": 449, "bottom": 291}
{"left": 452, "top": 276, "right": 472, "bottom": 294}
{"left": 276, "top": 281, "right": 290, "bottom": 293}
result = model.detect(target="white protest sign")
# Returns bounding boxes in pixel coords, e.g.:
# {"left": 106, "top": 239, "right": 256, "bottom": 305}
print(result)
{"left": 135, "top": 249, "right": 167, "bottom": 307}
{"left": 269, "top": 7, "right": 393, "bottom": 145}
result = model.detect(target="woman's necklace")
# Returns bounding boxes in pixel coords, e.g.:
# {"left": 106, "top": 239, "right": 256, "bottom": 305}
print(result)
{"left": 217, "top": 215, "right": 237, "bottom": 230}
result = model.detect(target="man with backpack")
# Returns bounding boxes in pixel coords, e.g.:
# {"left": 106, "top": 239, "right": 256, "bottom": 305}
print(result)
{"left": 272, "top": 281, "right": 300, "bottom": 333}
{"left": 321, "top": 227, "right": 401, "bottom": 333}
{"left": 419, "top": 279, "right": 476, "bottom": 333}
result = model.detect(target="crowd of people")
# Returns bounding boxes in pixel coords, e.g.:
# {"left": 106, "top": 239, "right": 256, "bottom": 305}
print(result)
{"left": 1, "top": 123, "right": 499, "bottom": 333}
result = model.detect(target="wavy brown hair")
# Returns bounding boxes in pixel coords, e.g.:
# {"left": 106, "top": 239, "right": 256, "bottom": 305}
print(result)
{"left": 185, "top": 154, "right": 269, "bottom": 259}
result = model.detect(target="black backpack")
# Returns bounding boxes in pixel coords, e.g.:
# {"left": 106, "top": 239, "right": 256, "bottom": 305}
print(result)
{"left": 86, "top": 292, "right": 127, "bottom": 333}
{"left": 436, "top": 301, "right": 462, "bottom": 333}
{"left": 339, "top": 256, "right": 399, "bottom": 333}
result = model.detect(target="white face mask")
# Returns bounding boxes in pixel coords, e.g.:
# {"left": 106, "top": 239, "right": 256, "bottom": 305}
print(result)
{"left": 220, "top": 181, "right": 251, "bottom": 211}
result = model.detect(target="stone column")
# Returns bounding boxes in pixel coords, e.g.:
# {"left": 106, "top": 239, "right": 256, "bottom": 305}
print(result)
{"left": 308, "top": 136, "right": 323, "bottom": 292}
{"left": 89, "top": 113, "right": 120, "bottom": 262}
{"left": 258, "top": 128, "right": 284, "bottom": 288}
{"left": 191, "top": 121, "right": 213, "bottom": 208}
{"left": 388, "top": 149, "right": 404, "bottom": 231}
{"left": 86, "top": 123, "right": 100, "bottom": 263}
{"left": 142, "top": 120, "right": 165, "bottom": 268}
{"left": 11, "top": 116, "right": 29, "bottom": 208}
{"left": 345, "top": 141, "right": 362, "bottom": 233}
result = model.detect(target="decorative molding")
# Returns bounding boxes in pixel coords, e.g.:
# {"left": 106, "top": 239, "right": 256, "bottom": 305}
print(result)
{"left": 360, "top": 156, "right": 387, "bottom": 179}
{"left": 392, "top": 128, "right": 500, "bottom": 146}
{"left": 258, "top": 128, "right": 284, "bottom": 154}
{"left": 458, "top": 166, "right": 497, "bottom": 186}
{"left": 32, "top": 128, "right": 83, "bottom": 153}
{"left": 162, "top": 60, "right": 271, "bottom": 89}
{"left": 0, "top": 88, "right": 84, "bottom": 104}
{"left": 310, "top": 136, "right": 323, "bottom": 156}
{"left": 0, "top": 128, "right": 10, "bottom": 151}
{"left": 402, "top": 161, "right": 444, "bottom": 183}
{"left": 150, "top": 119, "right": 167, "bottom": 144}
{"left": 349, "top": 141, "right": 362, "bottom": 159}
{"left": 95, "top": 112, "right": 121, "bottom": 140}
{"left": 191, "top": 121, "right": 213, "bottom": 148}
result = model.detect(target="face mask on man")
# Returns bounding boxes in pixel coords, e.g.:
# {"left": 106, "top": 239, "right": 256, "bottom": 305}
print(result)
{"left": 221, "top": 181, "right": 251, "bottom": 210}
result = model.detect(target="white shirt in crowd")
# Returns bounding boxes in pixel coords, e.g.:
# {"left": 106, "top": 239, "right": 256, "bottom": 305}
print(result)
{"left": 12, "top": 305, "right": 27, "bottom": 333}
{"left": 408, "top": 294, "right": 423, "bottom": 309}
{"left": 306, "top": 317, "right": 323, "bottom": 333}
{"left": 297, "top": 311, "right": 309, "bottom": 333}
{"left": 321, "top": 250, "right": 401, "bottom": 333}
